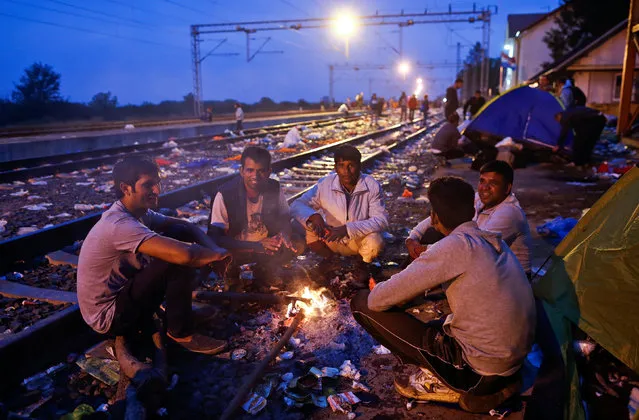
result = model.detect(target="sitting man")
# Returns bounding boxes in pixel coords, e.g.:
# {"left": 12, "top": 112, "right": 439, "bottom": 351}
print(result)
{"left": 406, "top": 160, "right": 532, "bottom": 277}
{"left": 431, "top": 112, "right": 469, "bottom": 160}
{"left": 78, "top": 156, "right": 230, "bottom": 355}
{"left": 291, "top": 144, "right": 388, "bottom": 270}
{"left": 351, "top": 176, "right": 536, "bottom": 412}
{"left": 208, "top": 146, "right": 303, "bottom": 280}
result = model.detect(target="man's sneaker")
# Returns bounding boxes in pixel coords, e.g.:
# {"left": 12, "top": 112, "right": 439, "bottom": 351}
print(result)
{"left": 458, "top": 374, "right": 522, "bottom": 413}
{"left": 167, "top": 332, "right": 227, "bottom": 355}
{"left": 394, "top": 367, "right": 460, "bottom": 403}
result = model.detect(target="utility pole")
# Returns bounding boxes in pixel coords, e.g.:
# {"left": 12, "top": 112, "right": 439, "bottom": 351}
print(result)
{"left": 456, "top": 42, "right": 461, "bottom": 76}
{"left": 329, "top": 65, "right": 334, "bottom": 107}
{"left": 618, "top": 0, "right": 639, "bottom": 136}
{"left": 190, "top": 26, "right": 202, "bottom": 117}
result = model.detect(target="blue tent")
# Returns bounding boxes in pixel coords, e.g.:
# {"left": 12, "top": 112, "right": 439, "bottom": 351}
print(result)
{"left": 463, "top": 86, "right": 572, "bottom": 149}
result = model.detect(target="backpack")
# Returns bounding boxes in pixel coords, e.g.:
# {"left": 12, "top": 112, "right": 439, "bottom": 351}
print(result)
{"left": 571, "top": 86, "right": 587, "bottom": 107}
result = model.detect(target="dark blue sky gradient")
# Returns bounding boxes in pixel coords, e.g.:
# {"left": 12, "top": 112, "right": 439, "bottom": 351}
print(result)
{"left": 1, "top": 0, "right": 559, "bottom": 104}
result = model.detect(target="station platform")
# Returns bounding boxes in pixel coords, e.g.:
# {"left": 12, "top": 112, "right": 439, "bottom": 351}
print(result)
{"left": 0, "top": 111, "right": 341, "bottom": 162}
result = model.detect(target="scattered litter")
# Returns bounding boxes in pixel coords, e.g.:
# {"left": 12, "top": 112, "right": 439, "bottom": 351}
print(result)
{"left": 408, "top": 165, "right": 417, "bottom": 172}
{"left": 573, "top": 340, "right": 597, "bottom": 358}
{"left": 124, "top": 124, "right": 135, "bottom": 130}
{"left": 94, "top": 183, "right": 112, "bottom": 193}
{"left": 74, "top": 204, "right": 95, "bottom": 211}
{"left": 280, "top": 351, "right": 294, "bottom": 360}
{"left": 536, "top": 217, "right": 578, "bottom": 245}
{"left": 75, "top": 182, "right": 94, "bottom": 186}
{"left": 163, "top": 140, "right": 178, "bottom": 148}
{"left": 48, "top": 213, "right": 73, "bottom": 219}
{"left": 489, "top": 407, "right": 512, "bottom": 419}
{"left": 565, "top": 181, "right": 596, "bottom": 187}
{"left": 10, "top": 189, "right": 29, "bottom": 197}
{"left": 75, "top": 355, "right": 120, "bottom": 386}
{"left": 242, "top": 393, "right": 267, "bottom": 415}
{"left": 0, "top": 219, "right": 6, "bottom": 234}
{"left": 17, "top": 226, "right": 38, "bottom": 235}
{"left": 29, "top": 180, "right": 48, "bottom": 186}
{"left": 372, "top": 344, "right": 391, "bottom": 355}
{"left": 282, "top": 127, "right": 302, "bottom": 147}
{"left": 339, "top": 360, "right": 361, "bottom": 381}
{"left": 327, "top": 392, "right": 360, "bottom": 413}
{"left": 282, "top": 372, "right": 294, "bottom": 382}
{"left": 231, "top": 349, "right": 247, "bottom": 360}
{"left": 23, "top": 203, "right": 53, "bottom": 211}
{"left": 352, "top": 381, "right": 370, "bottom": 392}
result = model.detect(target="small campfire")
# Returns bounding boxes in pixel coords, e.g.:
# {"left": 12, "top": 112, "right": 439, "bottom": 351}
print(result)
{"left": 286, "top": 286, "right": 332, "bottom": 318}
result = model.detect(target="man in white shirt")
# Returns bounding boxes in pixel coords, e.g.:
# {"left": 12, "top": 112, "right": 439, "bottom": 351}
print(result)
{"left": 290, "top": 145, "right": 388, "bottom": 268}
{"left": 208, "top": 147, "right": 303, "bottom": 285}
{"left": 234, "top": 103, "right": 244, "bottom": 133}
{"left": 406, "top": 160, "right": 532, "bottom": 276}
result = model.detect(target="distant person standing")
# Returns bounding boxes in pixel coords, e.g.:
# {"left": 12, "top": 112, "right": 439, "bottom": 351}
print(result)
{"left": 463, "top": 90, "right": 486, "bottom": 119}
{"left": 346, "top": 97, "right": 352, "bottom": 109}
{"left": 420, "top": 94, "right": 430, "bottom": 127}
{"left": 369, "top": 93, "right": 380, "bottom": 126}
{"left": 398, "top": 92, "right": 408, "bottom": 122}
{"left": 556, "top": 78, "right": 574, "bottom": 109}
{"left": 553, "top": 107, "right": 606, "bottom": 171}
{"left": 357, "top": 92, "right": 364, "bottom": 109}
{"left": 408, "top": 94, "right": 418, "bottom": 122}
{"left": 445, "top": 78, "right": 463, "bottom": 118}
{"left": 235, "top": 103, "right": 244, "bottom": 133}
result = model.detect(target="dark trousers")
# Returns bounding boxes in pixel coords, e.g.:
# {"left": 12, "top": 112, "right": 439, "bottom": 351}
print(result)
{"left": 573, "top": 115, "right": 606, "bottom": 166}
{"left": 351, "top": 290, "right": 517, "bottom": 396}
{"left": 236, "top": 120, "right": 243, "bottom": 131}
{"left": 109, "top": 227, "right": 196, "bottom": 338}
{"left": 409, "top": 109, "right": 416, "bottom": 121}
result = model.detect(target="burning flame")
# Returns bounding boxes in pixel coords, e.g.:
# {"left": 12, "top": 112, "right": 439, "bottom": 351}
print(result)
{"left": 286, "top": 287, "right": 331, "bottom": 318}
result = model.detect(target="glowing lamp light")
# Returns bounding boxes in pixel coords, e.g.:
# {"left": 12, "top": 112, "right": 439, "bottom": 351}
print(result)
{"left": 417, "top": 78, "right": 423, "bottom": 85}
{"left": 397, "top": 61, "right": 410, "bottom": 76}
{"left": 333, "top": 10, "right": 358, "bottom": 37}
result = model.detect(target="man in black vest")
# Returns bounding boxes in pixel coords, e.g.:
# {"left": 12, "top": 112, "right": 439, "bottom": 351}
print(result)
{"left": 208, "top": 147, "right": 303, "bottom": 285}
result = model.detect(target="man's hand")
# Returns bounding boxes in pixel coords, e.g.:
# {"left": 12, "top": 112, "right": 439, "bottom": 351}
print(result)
{"left": 276, "top": 232, "right": 298, "bottom": 253}
{"left": 405, "top": 238, "right": 427, "bottom": 260}
{"left": 259, "top": 236, "right": 282, "bottom": 254}
{"left": 306, "top": 214, "right": 328, "bottom": 238}
{"left": 325, "top": 225, "right": 348, "bottom": 242}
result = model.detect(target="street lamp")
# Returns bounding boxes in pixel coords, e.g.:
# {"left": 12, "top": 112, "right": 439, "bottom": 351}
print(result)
{"left": 397, "top": 60, "right": 410, "bottom": 80}
{"left": 332, "top": 9, "right": 358, "bottom": 59}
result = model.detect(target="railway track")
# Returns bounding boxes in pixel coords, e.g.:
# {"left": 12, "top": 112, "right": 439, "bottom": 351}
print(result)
{"left": 0, "top": 116, "right": 442, "bottom": 399}
{"left": 0, "top": 114, "right": 361, "bottom": 183}
{"left": 0, "top": 109, "right": 332, "bottom": 139}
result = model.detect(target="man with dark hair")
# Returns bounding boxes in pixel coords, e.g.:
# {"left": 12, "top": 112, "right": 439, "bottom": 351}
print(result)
{"left": 445, "top": 78, "right": 463, "bottom": 118}
{"left": 553, "top": 107, "right": 606, "bottom": 172}
{"left": 463, "top": 90, "right": 486, "bottom": 119}
{"left": 291, "top": 144, "right": 388, "bottom": 267}
{"left": 406, "top": 160, "right": 532, "bottom": 275}
{"left": 209, "top": 146, "right": 303, "bottom": 281}
{"left": 78, "top": 156, "right": 230, "bottom": 354}
{"left": 431, "top": 113, "right": 465, "bottom": 160}
{"left": 351, "top": 176, "right": 535, "bottom": 412}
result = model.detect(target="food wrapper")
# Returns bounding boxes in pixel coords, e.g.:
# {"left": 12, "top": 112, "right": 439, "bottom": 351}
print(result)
{"left": 242, "top": 393, "right": 266, "bottom": 415}
{"left": 327, "top": 392, "right": 361, "bottom": 413}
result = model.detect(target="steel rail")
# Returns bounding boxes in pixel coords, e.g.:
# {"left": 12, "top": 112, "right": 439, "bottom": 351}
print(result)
{"left": 0, "top": 115, "right": 361, "bottom": 182}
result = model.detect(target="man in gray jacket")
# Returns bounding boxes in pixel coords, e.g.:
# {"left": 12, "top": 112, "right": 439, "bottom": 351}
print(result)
{"left": 290, "top": 145, "right": 388, "bottom": 266}
{"left": 351, "top": 176, "right": 535, "bottom": 412}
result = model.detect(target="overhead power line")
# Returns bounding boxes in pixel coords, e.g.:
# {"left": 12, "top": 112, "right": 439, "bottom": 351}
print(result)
{"left": 43, "top": 0, "right": 157, "bottom": 29}
{"left": 104, "top": 0, "right": 193, "bottom": 24}
{"left": 0, "top": 11, "right": 187, "bottom": 49}
{"left": 6, "top": 0, "right": 158, "bottom": 32}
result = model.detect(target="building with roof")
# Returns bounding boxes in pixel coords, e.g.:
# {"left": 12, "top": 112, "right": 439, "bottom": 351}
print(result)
{"left": 529, "top": 20, "right": 639, "bottom": 114}
{"left": 502, "top": 9, "right": 563, "bottom": 91}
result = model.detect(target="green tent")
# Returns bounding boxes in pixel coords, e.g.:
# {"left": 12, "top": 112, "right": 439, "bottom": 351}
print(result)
{"left": 533, "top": 165, "right": 639, "bottom": 419}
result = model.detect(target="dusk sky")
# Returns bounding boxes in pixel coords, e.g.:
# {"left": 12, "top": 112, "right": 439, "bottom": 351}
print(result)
{"left": 1, "top": 0, "right": 560, "bottom": 105}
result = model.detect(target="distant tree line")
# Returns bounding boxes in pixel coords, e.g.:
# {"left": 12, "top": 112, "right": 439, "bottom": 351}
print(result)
{"left": 1, "top": 62, "right": 319, "bottom": 127}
